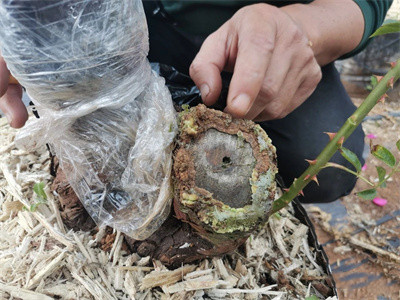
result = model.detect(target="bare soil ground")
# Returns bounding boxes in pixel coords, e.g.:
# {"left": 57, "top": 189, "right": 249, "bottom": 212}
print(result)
{"left": 307, "top": 93, "right": 400, "bottom": 300}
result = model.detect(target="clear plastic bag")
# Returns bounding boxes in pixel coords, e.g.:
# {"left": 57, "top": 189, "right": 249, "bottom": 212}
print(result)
{"left": 0, "top": 0, "right": 177, "bottom": 239}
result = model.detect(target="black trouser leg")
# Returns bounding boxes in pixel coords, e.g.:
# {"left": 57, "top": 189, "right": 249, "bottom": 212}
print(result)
{"left": 259, "top": 63, "right": 365, "bottom": 203}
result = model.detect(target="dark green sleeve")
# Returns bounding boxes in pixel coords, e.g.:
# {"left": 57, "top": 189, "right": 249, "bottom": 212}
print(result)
{"left": 342, "top": 0, "right": 393, "bottom": 58}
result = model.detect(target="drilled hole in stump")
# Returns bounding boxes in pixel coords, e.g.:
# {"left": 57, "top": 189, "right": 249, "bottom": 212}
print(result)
{"left": 222, "top": 156, "right": 231, "bottom": 165}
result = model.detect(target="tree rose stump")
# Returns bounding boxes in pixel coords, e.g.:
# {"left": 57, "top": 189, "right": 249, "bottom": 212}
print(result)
{"left": 173, "top": 105, "right": 277, "bottom": 247}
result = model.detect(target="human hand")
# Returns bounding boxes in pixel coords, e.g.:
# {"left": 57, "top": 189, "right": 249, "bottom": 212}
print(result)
{"left": 0, "top": 55, "right": 27, "bottom": 128}
{"left": 189, "top": 3, "right": 322, "bottom": 121}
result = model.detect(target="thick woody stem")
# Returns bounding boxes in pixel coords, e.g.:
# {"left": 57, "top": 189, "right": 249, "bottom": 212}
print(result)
{"left": 271, "top": 58, "right": 400, "bottom": 214}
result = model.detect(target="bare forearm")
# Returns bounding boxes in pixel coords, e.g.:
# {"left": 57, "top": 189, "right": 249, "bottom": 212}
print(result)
{"left": 282, "top": 0, "right": 365, "bottom": 66}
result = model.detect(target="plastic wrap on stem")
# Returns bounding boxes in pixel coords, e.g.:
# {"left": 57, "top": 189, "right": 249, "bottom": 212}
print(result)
{"left": 0, "top": 0, "right": 177, "bottom": 239}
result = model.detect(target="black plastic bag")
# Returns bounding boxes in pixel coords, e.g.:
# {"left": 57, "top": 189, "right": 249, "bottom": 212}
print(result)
{"left": 151, "top": 63, "right": 231, "bottom": 111}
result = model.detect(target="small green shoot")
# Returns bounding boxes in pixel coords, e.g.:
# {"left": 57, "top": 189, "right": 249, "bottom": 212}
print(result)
{"left": 33, "top": 182, "right": 47, "bottom": 201}
{"left": 366, "top": 75, "right": 378, "bottom": 91}
{"left": 23, "top": 182, "right": 48, "bottom": 212}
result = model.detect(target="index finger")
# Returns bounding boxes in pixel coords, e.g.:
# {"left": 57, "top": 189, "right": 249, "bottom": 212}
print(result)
{"left": 225, "top": 24, "right": 275, "bottom": 118}
{"left": 190, "top": 29, "right": 227, "bottom": 106}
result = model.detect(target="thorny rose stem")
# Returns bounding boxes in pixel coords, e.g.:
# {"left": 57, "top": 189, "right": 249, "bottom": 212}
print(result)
{"left": 271, "top": 58, "right": 400, "bottom": 214}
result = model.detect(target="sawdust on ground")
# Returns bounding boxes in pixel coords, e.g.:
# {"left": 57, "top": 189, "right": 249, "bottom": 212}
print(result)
{"left": 0, "top": 116, "right": 337, "bottom": 299}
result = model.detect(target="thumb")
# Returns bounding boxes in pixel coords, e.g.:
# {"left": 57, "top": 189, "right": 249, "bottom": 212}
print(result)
{"left": 0, "top": 56, "right": 27, "bottom": 128}
{"left": 189, "top": 29, "right": 229, "bottom": 106}
{"left": 0, "top": 56, "right": 10, "bottom": 97}
{"left": 0, "top": 84, "right": 27, "bottom": 128}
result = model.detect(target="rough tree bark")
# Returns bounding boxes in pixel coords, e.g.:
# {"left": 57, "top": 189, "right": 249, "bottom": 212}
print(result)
{"left": 53, "top": 105, "right": 278, "bottom": 267}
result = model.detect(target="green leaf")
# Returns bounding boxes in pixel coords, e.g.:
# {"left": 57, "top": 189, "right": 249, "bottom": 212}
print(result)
{"left": 340, "top": 147, "right": 362, "bottom": 172}
{"left": 372, "top": 145, "right": 396, "bottom": 167}
{"left": 376, "top": 166, "right": 386, "bottom": 180}
{"left": 357, "top": 189, "right": 377, "bottom": 200}
{"left": 376, "top": 166, "right": 386, "bottom": 182}
{"left": 305, "top": 296, "right": 319, "bottom": 300}
{"left": 30, "top": 204, "right": 38, "bottom": 212}
{"left": 370, "top": 75, "right": 378, "bottom": 86}
{"left": 370, "top": 21, "right": 400, "bottom": 37}
{"left": 33, "top": 182, "right": 47, "bottom": 201}
{"left": 367, "top": 75, "right": 378, "bottom": 91}
{"left": 396, "top": 140, "right": 400, "bottom": 152}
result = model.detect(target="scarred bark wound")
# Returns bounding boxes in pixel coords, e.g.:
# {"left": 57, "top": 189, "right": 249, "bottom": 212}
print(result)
{"left": 173, "top": 104, "right": 278, "bottom": 244}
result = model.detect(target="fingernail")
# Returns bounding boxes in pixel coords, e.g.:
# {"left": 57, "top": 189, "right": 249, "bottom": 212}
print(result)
{"left": 200, "top": 84, "right": 210, "bottom": 100}
{"left": 230, "top": 94, "right": 251, "bottom": 115}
